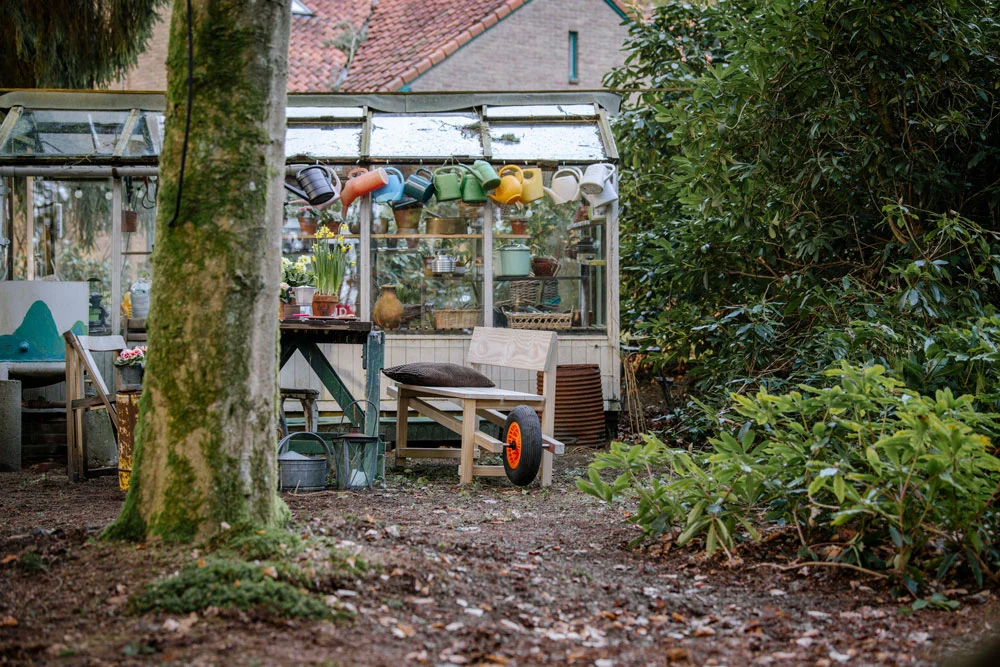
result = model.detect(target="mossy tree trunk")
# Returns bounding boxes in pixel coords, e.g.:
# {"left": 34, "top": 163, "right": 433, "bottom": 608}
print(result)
{"left": 106, "top": 0, "right": 290, "bottom": 542}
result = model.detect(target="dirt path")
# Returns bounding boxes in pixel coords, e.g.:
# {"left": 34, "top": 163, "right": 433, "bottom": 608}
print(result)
{"left": 1, "top": 452, "right": 997, "bottom": 665}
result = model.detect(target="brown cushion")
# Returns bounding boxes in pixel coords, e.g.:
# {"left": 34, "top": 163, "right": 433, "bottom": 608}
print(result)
{"left": 382, "top": 362, "right": 495, "bottom": 388}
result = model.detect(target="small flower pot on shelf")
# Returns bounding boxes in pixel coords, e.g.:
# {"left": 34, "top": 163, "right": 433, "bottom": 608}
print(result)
{"left": 298, "top": 216, "right": 318, "bottom": 236}
{"left": 118, "top": 364, "right": 144, "bottom": 388}
{"left": 312, "top": 294, "right": 340, "bottom": 317}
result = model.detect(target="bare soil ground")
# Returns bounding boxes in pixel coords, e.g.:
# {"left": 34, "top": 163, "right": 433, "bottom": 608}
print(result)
{"left": 1, "top": 451, "right": 998, "bottom": 666}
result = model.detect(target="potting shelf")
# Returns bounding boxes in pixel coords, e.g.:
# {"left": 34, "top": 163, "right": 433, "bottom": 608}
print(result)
{"left": 373, "top": 233, "right": 483, "bottom": 239}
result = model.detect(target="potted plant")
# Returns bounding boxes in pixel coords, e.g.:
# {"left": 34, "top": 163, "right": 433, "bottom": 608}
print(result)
{"left": 311, "top": 224, "right": 352, "bottom": 316}
{"left": 297, "top": 207, "right": 319, "bottom": 236}
{"left": 114, "top": 345, "right": 147, "bottom": 387}
{"left": 282, "top": 255, "right": 315, "bottom": 306}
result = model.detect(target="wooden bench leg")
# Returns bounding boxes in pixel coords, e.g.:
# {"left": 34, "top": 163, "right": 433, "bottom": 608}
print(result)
{"left": 396, "top": 392, "right": 410, "bottom": 466}
{"left": 460, "top": 399, "right": 477, "bottom": 484}
{"left": 541, "top": 402, "right": 554, "bottom": 487}
{"left": 303, "top": 397, "right": 319, "bottom": 432}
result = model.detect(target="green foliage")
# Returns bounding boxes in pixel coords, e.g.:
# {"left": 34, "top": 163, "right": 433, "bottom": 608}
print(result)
{"left": 0, "top": 1, "right": 168, "bottom": 88}
{"left": 580, "top": 364, "right": 1000, "bottom": 591}
{"left": 19, "top": 552, "right": 47, "bottom": 574}
{"left": 609, "top": 0, "right": 1000, "bottom": 427}
{"left": 214, "top": 527, "right": 303, "bottom": 561}
{"left": 129, "top": 557, "right": 336, "bottom": 620}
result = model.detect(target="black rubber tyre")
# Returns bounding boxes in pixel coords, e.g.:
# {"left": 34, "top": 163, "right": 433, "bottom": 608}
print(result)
{"left": 502, "top": 405, "right": 543, "bottom": 486}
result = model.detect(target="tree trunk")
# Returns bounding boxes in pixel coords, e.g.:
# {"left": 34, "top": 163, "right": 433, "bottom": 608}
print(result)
{"left": 106, "top": 0, "right": 290, "bottom": 542}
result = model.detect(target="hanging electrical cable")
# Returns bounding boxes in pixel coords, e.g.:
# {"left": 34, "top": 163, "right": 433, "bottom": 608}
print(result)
{"left": 167, "top": 0, "right": 194, "bottom": 228}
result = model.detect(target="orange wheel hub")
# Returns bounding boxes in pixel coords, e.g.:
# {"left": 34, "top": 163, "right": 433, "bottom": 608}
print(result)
{"left": 506, "top": 422, "right": 522, "bottom": 469}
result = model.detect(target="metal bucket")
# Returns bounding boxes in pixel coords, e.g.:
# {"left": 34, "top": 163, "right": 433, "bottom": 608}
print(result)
{"left": 277, "top": 432, "right": 331, "bottom": 492}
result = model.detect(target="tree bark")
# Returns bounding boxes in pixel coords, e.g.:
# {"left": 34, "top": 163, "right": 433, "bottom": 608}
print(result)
{"left": 106, "top": 0, "right": 290, "bottom": 542}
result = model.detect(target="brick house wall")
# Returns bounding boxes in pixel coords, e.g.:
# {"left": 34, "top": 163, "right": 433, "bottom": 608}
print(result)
{"left": 406, "top": 0, "right": 629, "bottom": 92}
{"left": 111, "top": 8, "right": 171, "bottom": 90}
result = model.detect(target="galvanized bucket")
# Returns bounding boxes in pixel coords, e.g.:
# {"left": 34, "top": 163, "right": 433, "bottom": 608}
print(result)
{"left": 277, "top": 432, "right": 331, "bottom": 492}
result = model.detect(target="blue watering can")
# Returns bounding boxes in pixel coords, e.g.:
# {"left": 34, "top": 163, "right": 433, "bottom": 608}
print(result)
{"left": 373, "top": 167, "right": 405, "bottom": 204}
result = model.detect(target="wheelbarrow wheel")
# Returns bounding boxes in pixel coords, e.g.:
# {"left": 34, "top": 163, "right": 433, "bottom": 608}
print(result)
{"left": 502, "top": 405, "right": 542, "bottom": 486}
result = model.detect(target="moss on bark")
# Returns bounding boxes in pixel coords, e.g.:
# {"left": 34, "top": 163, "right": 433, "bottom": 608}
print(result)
{"left": 106, "top": 0, "right": 290, "bottom": 543}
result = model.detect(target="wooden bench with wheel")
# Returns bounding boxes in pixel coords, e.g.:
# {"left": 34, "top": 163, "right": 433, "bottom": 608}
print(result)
{"left": 388, "top": 328, "right": 565, "bottom": 487}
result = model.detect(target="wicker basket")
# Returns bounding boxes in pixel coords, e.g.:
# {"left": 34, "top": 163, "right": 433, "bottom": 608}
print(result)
{"left": 509, "top": 279, "right": 541, "bottom": 307}
{"left": 506, "top": 312, "right": 573, "bottom": 330}
{"left": 434, "top": 309, "right": 480, "bottom": 330}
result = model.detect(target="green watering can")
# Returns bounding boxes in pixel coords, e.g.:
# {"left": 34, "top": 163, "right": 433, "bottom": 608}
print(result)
{"left": 433, "top": 166, "right": 464, "bottom": 202}
{"left": 460, "top": 165, "right": 487, "bottom": 203}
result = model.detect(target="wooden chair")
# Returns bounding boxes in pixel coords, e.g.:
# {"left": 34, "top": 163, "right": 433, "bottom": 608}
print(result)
{"left": 388, "top": 328, "right": 565, "bottom": 487}
{"left": 63, "top": 331, "right": 127, "bottom": 481}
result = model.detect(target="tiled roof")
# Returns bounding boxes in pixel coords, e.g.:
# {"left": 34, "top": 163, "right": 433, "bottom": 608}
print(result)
{"left": 342, "top": 0, "right": 529, "bottom": 92}
{"left": 288, "top": 0, "right": 373, "bottom": 92}
{"left": 290, "top": 0, "right": 637, "bottom": 93}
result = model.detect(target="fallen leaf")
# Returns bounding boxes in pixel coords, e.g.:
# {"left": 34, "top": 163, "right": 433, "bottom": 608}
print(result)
{"left": 1, "top": 555, "right": 18, "bottom": 565}
{"left": 260, "top": 566, "right": 278, "bottom": 580}
{"left": 665, "top": 647, "right": 690, "bottom": 662}
{"left": 197, "top": 559, "right": 206, "bottom": 568}
{"left": 693, "top": 627, "right": 716, "bottom": 637}
{"left": 1, "top": 617, "right": 18, "bottom": 627}
{"left": 769, "top": 589, "right": 786, "bottom": 597}
{"left": 392, "top": 623, "right": 415, "bottom": 639}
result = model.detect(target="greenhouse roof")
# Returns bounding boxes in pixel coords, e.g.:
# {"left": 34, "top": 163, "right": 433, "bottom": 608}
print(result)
{"left": 0, "top": 91, "right": 619, "bottom": 167}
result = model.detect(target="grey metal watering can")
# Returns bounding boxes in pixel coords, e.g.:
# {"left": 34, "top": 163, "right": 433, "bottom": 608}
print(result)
{"left": 284, "top": 165, "right": 342, "bottom": 206}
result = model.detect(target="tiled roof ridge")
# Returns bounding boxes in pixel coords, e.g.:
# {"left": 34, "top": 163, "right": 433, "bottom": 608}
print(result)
{"left": 382, "top": 0, "right": 530, "bottom": 91}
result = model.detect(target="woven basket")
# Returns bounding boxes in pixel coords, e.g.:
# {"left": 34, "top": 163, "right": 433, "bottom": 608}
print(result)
{"left": 509, "top": 279, "right": 541, "bottom": 307}
{"left": 506, "top": 312, "right": 573, "bottom": 330}
{"left": 434, "top": 309, "right": 480, "bottom": 329}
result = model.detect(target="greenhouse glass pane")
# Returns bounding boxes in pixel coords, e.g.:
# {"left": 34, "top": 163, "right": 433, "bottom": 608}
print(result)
{"left": 287, "top": 106, "right": 364, "bottom": 119}
{"left": 0, "top": 109, "right": 130, "bottom": 156}
{"left": 369, "top": 113, "right": 482, "bottom": 158}
{"left": 123, "top": 111, "right": 164, "bottom": 156}
{"left": 485, "top": 105, "right": 595, "bottom": 119}
{"left": 489, "top": 123, "right": 605, "bottom": 161}
{"left": 285, "top": 124, "right": 362, "bottom": 159}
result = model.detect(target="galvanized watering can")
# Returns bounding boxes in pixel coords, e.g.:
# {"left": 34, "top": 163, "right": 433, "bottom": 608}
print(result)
{"left": 284, "top": 165, "right": 342, "bottom": 206}
{"left": 277, "top": 432, "right": 332, "bottom": 492}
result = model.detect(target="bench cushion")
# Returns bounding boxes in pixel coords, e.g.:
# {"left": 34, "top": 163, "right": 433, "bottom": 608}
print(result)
{"left": 382, "top": 362, "right": 495, "bottom": 388}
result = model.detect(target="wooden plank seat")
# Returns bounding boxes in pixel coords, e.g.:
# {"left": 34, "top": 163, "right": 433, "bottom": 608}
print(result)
{"left": 279, "top": 387, "right": 320, "bottom": 435}
{"left": 388, "top": 327, "right": 565, "bottom": 487}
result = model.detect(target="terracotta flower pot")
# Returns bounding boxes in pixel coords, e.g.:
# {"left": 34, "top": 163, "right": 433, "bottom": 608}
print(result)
{"left": 509, "top": 219, "right": 527, "bottom": 235}
{"left": 312, "top": 293, "right": 340, "bottom": 317}
{"left": 299, "top": 216, "right": 318, "bottom": 236}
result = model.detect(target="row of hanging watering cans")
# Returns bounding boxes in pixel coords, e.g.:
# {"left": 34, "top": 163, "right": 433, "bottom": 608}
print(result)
{"left": 284, "top": 162, "right": 619, "bottom": 214}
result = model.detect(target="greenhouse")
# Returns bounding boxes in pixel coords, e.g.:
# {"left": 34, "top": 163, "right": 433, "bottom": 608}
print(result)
{"left": 0, "top": 90, "right": 621, "bottom": 433}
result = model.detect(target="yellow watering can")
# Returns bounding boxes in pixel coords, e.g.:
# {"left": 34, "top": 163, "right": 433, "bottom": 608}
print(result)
{"left": 489, "top": 165, "right": 523, "bottom": 206}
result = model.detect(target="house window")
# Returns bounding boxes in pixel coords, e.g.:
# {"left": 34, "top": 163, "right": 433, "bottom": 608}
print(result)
{"left": 568, "top": 32, "right": 579, "bottom": 83}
